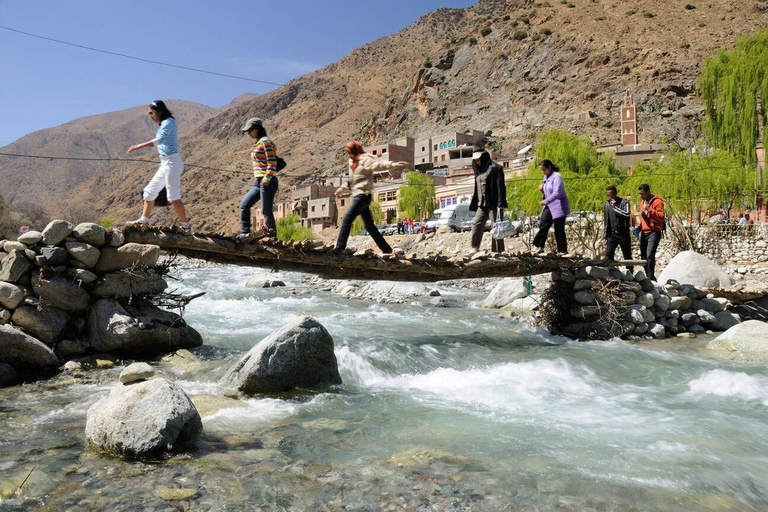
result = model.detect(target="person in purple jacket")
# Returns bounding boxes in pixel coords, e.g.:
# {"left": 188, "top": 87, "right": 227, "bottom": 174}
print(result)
{"left": 531, "top": 159, "right": 570, "bottom": 255}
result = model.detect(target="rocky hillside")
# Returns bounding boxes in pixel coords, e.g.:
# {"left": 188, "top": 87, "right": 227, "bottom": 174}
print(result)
{"left": 2, "top": 0, "right": 767, "bottom": 233}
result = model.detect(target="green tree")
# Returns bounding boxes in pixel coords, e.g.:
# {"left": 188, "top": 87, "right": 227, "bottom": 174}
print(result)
{"left": 699, "top": 31, "right": 768, "bottom": 168}
{"left": 397, "top": 172, "right": 435, "bottom": 220}
{"left": 276, "top": 214, "right": 314, "bottom": 241}
{"left": 351, "top": 197, "right": 383, "bottom": 235}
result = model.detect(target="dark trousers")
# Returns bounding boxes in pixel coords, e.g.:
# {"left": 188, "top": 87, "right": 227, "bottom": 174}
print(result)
{"left": 470, "top": 208, "right": 504, "bottom": 253}
{"left": 640, "top": 231, "right": 661, "bottom": 280}
{"left": 240, "top": 176, "right": 278, "bottom": 233}
{"left": 335, "top": 194, "right": 392, "bottom": 253}
{"left": 533, "top": 206, "right": 567, "bottom": 253}
{"left": 606, "top": 231, "right": 634, "bottom": 273}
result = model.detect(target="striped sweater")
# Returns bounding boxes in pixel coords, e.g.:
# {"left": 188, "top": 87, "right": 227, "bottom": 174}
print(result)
{"left": 251, "top": 136, "right": 277, "bottom": 180}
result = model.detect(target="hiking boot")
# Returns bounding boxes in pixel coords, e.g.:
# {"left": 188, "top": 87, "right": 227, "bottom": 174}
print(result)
{"left": 235, "top": 232, "right": 251, "bottom": 243}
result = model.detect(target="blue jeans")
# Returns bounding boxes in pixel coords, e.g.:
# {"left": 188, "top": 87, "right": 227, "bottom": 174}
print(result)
{"left": 240, "top": 177, "right": 278, "bottom": 233}
{"left": 335, "top": 194, "right": 392, "bottom": 253}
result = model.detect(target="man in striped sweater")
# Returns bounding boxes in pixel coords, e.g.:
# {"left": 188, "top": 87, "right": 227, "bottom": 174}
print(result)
{"left": 603, "top": 185, "right": 633, "bottom": 273}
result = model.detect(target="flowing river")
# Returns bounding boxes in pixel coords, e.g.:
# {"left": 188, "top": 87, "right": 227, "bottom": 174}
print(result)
{"left": 1, "top": 264, "right": 767, "bottom": 511}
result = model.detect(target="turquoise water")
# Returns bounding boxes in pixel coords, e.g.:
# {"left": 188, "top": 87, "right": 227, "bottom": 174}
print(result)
{"left": 1, "top": 265, "right": 767, "bottom": 511}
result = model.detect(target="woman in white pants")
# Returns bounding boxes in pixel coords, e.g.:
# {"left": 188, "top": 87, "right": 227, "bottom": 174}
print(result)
{"left": 126, "top": 100, "right": 190, "bottom": 231}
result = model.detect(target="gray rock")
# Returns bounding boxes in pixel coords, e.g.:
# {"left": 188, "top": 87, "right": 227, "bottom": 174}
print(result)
{"left": 119, "top": 362, "right": 155, "bottom": 384}
{"left": 428, "top": 296, "right": 461, "bottom": 308}
{"left": 633, "top": 270, "right": 647, "bottom": 281}
{"left": 621, "top": 281, "right": 643, "bottom": 292}
{"left": 665, "top": 279, "right": 680, "bottom": 289}
{"left": 636, "top": 293, "right": 655, "bottom": 308}
{"left": 88, "top": 299, "right": 203, "bottom": 355}
{"left": 705, "top": 320, "right": 768, "bottom": 361}
{"left": 696, "top": 309, "right": 716, "bottom": 324}
{"left": 574, "top": 291, "right": 596, "bottom": 304}
{"left": 509, "top": 296, "right": 538, "bottom": 311}
{"left": 609, "top": 269, "right": 622, "bottom": 280}
{"left": 619, "top": 291, "right": 637, "bottom": 305}
{"left": 35, "top": 247, "right": 69, "bottom": 266}
{"left": 0, "top": 251, "right": 34, "bottom": 283}
{"left": 654, "top": 295, "right": 670, "bottom": 312}
{"left": 107, "top": 229, "right": 125, "bottom": 247}
{"left": 664, "top": 285, "right": 679, "bottom": 297}
{"left": 583, "top": 266, "right": 609, "bottom": 279}
{"left": 85, "top": 378, "right": 202, "bottom": 458}
{"left": 0, "top": 308, "right": 10, "bottom": 325}
{"left": 55, "top": 338, "right": 91, "bottom": 358}
{"left": 65, "top": 242, "right": 101, "bottom": 268}
{"left": 32, "top": 274, "right": 91, "bottom": 313}
{"left": 620, "top": 270, "right": 634, "bottom": 281}
{"left": 621, "top": 321, "right": 635, "bottom": 335}
{"left": 642, "top": 308, "right": 655, "bottom": 323}
{"left": 91, "top": 270, "right": 168, "bottom": 298}
{"left": 688, "top": 324, "right": 706, "bottom": 334}
{"left": 41, "top": 220, "right": 75, "bottom": 245}
{"left": 648, "top": 323, "right": 666, "bottom": 339}
{"left": 640, "top": 278, "right": 656, "bottom": 292}
{"left": 17, "top": 231, "right": 43, "bottom": 245}
{"left": 658, "top": 251, "right": 734, "bottom": 287}
{"left": 94, "top": 243, "right": 161, "bottom": 272}
{"left": 669, "top": 296, "right": 692, "bottom": 310}
{"left": 570, "top": 305, "right": 600, "bottom": 319}
{"left": 3, "top": 242, "right": 26, "bottom": 253}
{"left": 190, "top": 394, "right": 247, "bottom": 418}
{"left": 481, "top": 278, "right": 528, "bottom": 308}
{"left": 221, "top": 316, "right": 342, "bottom": 395}
{"left": 68, "top": 268, "right": 98, "bottom": 284}
{"left": 73, "top": 223, "right": 107, "bottom": 246}
{"left": 270, "top": 280, "right": 286, "bottom": 287}
{"left": 680, "top": 312, "right": 700, "bottom": 327}
{"left": 573, "top": 279, "right": 595, "bottom": 291}
{"left": 10, "top": 305, "right": 71, "bottom": 346}
{"left": 0, "top": 282, "right": 25, "bottom": 309}
{"left": 0, "top": 324, "right": 60, "bottom": 373}
{"left": 559, "top": 270, "right": 576, "bottom": 283}
{"left": 712, "top": 311, "right": 741, "bottom": 331}
{"left": 625, "top": 308, "right": 645, "bottom": 324}
{"left": 353, "top": 281, "right": 432, "bottom": 303}
{"left": 700, "top": 298, "right": 728, "bottom": 313}
{"left": 0, "top": 362, "right": 17, "bottom": 387}
{"left": 649, "top": 289, "right": 661, "bottom": 299}
{"left": 634, "top": 323, "right": 649, "bottom": 335}
{"left": 678, "top": 284, "right": 696, "bottom": 297}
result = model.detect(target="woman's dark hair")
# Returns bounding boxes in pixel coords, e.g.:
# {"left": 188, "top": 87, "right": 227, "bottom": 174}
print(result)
{"left": 540, "top": 159, "right": 559, "bottom": 173}
{"left": 252, "top": 125, "right": 267, "bottom": 139}
{"left": 149, "top": 100, "right": 173, "bottom": 121}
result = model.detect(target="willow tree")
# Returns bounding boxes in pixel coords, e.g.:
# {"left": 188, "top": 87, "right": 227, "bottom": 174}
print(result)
{"left": 699, "top": 31, "right": 768, "bottom": 168}
{"left": 397, "top": 171, "right": 435, "bottom": 220}
{"left": 507, "top": 129, "right": 622, "bottom": 215}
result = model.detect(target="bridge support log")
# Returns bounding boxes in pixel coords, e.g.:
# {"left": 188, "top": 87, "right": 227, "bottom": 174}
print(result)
{"left": 124, "top": 227, "right": 646, "bottom": 282}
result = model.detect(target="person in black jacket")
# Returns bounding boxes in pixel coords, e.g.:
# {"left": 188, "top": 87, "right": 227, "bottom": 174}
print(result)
{"left": 468, "top": 150, "right": 507, "bottom": 255}
{"left": 603, "top": 185, "right": 633, "bottom": 272}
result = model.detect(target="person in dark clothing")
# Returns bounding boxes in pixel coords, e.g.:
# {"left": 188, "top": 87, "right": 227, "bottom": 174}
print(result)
{"left": 467, "top": 150, "right": 507, "bottom": 255}
{"left": 603, "top": 185, "right": 633, "bottom": 273}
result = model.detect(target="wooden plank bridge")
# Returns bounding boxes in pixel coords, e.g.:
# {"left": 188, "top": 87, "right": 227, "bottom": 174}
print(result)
{"left": 124, "top": 226, "right": 646, "bottom": 282}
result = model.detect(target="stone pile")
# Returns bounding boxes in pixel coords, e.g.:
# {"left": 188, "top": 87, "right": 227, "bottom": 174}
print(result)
{"left": 552, "top": 265, "right": 742, "bottom": 340}
{"left": 0, "top": 220, "right": 202, "bottom": 387}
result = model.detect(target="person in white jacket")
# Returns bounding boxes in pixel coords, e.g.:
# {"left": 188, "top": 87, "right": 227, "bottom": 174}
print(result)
{"left": 334, "top": 141, "right": 407, "bottom": 254}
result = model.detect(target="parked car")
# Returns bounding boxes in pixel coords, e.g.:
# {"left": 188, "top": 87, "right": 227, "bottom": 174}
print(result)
{"left": 435, "top": 204, "right": 473, "bottom": 232}
{"left": 565, "top": 211, "right": 595, "bottom": 225}
{"left": 378, "top": 224, "right": 397, "bottom": 236}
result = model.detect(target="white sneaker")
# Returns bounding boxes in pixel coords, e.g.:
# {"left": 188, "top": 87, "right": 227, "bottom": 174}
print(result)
{"left": 465, "top": 248, "right": 479, "bottom": 256}
{"left": 180, "top": 222, "right": 191, "bottom": 233}
{"left": 127, "top": 217, "right": 149, "bottom": 226}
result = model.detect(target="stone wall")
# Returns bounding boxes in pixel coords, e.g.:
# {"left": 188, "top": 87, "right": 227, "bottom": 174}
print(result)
{"left": 0, "top": 220, "right": 201, "bottom": 387}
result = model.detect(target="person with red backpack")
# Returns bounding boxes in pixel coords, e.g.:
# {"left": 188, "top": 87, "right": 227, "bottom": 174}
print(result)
{"left": 638, "top": 183, "right": 665, "bottom": 281}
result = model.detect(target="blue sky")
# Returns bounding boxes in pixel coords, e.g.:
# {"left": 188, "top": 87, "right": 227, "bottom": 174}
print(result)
{"left": 0, "top": 0, "right": 475, "bottom": 147}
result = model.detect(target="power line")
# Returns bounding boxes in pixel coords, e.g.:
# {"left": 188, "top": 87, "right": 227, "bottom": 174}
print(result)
{"left": 0, "top": 25, "right": 283, "bottom": 86}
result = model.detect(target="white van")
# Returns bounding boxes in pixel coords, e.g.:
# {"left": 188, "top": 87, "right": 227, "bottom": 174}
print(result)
{"left": 435, "top": 204, "right": 473, "bottom": 232}
{"left": 425, "top": 209, "right": 444, "bottom": 233}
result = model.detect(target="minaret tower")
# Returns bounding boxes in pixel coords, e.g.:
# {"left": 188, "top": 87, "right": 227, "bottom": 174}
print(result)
{"left": 621, "top": 90, "right": 638, "bottom": 146}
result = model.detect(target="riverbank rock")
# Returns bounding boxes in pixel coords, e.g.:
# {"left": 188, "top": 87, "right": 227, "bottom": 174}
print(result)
{"left": 658, "top": 251, "right": 734, "bottom": 287}
{"left": 91, "top": 270, "right": 168, "bottom": 298}
{"left": 221, "top": 316, "right": 342, "bottom": 395}
{"left": 0, "top": 324, "right": 60, "bottom": 374}
{"left": 94, "top": 243, "right": 161, "bottom": 272}
{"left": 31, "top": 274, "right": 91, "bottom": 313}
{"left": 85, "top": 377, "right": 202, "bottom": 458}
{"left": 705, "top": 320, "right": 768, "bottom": 362}
{"left": 88, "top": 299, "right": 203, "bottom": 355}
{"left": 119, "top": 362, "right": 155, "bottom": 384}
{"left": 0, "top": 282, "right": 25, "bottom": 309}
{"left": 0, "top": 251, "right": 33, "bottom": 283}
{"left": 41, "top": 220, "right": 74, "bottom": 245}
{"left": 351, "top": 281, "right": 434, "bottom": 302}
{"left": 481, "top": 278, "right": 528, "bottom": 308}
{"left": 10, "top": 305, "right": 71, "bottom": 345}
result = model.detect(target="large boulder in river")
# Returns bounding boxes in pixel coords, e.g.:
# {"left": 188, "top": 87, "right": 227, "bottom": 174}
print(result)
{"left": 0, "top": 324, "right": 60, "bottom": 374}
{"left": 85, "top": 377, "right": 202, "bottom": 458}
{"left": 94, "top": 243, "right": 160, "bottom": 272}
{"left": 481, "top": 278, "right": 528, "bottom": 308}
{"left": 351, "top": 281, "right": 434, "bottom": 302}
{"left": 87, "top": 299, "right": 202, "bottom": 355}
{"left": 705, "top": 320, "right": 768, "bottom": 362}
{"left": 658, "top": 251, "right": 734, "bottom": 287}
{"left": 221, "top": 316, "right": 342, "bottom": 395}
{"left": 91, "top": 270, "right": 168, "bottom": 298}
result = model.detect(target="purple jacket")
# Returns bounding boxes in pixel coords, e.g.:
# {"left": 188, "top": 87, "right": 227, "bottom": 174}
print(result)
{"left": 541, "top": 171, "right": 570, "bottom": 219}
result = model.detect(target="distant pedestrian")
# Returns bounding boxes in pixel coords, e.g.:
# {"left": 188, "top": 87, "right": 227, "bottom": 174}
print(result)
{"left": 531, "top": 159, "right": 570, "bottom": 255}
{"left": 407, "top": 218, "right": 414, "bottom": 234}
{"left": 739, "top": 213, "right": 748, "bottom": 229}
{"left": 237, "top": 118, "right": 278, "bottom": 241}
{"left": 638, "top": 183, "right": 665, "bottom": 281}
{"left": 603, "top": 185, "right": 633, "bottom": 273}
{"left": 334, "top": 141, "right": 407, "bottom": 255}
{"left": 467, "top": 150, "right": 507, "bottom": 255}
{"left": 127, "top": 100, "right": 190, "bottom": 231}
{"left": 397, "top": 219, "right": 404, "bottom": 234}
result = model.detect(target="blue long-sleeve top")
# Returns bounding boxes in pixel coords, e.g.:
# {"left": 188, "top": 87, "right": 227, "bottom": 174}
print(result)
{"left": 151, "top": 118, "right": 179, "bottom": 157}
